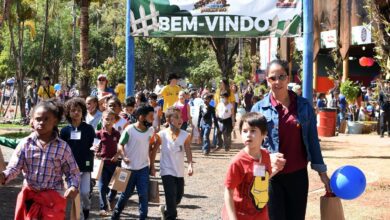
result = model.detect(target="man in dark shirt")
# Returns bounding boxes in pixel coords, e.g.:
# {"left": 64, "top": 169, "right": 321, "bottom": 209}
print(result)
{"left": 198, "top": 93, "right": 219, "bottom": 155}
{"left": 379, "top": 80, "right": 390, "bottom": 137}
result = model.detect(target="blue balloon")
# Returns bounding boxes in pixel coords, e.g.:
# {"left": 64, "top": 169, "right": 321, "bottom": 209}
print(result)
{"left": 330, "top": 165, "right": 366, "bottom": 200}
{"left": 54, "top": 83, "right": 61, "bottom": 91}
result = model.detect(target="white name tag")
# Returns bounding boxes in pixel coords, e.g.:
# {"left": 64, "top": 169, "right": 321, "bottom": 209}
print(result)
{"left": 253, "top": 163, "right": 266, "bottom": 177}
{"left": 70, "top": 131, "right": 81, "bottom": 140}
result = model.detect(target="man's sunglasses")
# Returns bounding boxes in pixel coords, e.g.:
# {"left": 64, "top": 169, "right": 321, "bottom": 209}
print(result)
{"left": 267, "top": 74, "right": 288, "bottom": 82}
{"left": 98, "top": 78, "right": 106, "bottom": 81}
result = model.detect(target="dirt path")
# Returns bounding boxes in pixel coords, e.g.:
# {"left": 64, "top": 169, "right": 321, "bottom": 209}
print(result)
{"left": 1, "top": 131, "right": 389, "bottom": 219}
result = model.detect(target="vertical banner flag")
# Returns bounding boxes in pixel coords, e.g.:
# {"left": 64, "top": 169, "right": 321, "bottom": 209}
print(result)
{"left": 130, "top": 0, "right": 302, "bottom": 37}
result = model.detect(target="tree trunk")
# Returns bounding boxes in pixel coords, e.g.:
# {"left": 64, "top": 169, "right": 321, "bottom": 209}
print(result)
{"left": 250, "top": 38, "right": 257, "bottom": 78}
{"left": 208, "top": 38, "right": 239, "bottom": 78}
{"left": 112, "top": 2, "right": 118, "bottom": 58}
{"left": 8, "top": 9, "right": 26, "bottom": 118}
{"left": 79, "top": 0, "right": 90, "bottom": 97}
{"left": 71, "top": 0, "right": 77, "bottom": 86}
{"left": 0, "top": 0, "right": 11, "bottom": 29}
{"left": 39, "top": 0, "right": 50, "bottom": 77}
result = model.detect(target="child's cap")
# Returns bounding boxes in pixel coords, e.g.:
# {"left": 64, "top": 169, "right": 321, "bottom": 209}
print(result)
{"left": 98, "top": 74, "right": 107, "bottom": 80}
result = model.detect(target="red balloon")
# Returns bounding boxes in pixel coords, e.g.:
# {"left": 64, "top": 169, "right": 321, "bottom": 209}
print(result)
{"left": 366, "top": 57, "right": 374, "bottom": 67}
{"left": 359, "top": 57, "right": 367, "bottom": 67}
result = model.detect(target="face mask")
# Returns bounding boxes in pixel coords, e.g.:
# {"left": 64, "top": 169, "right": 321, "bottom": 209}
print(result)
{"left": 143, "top": 120, "right": 152, "bottom": 128}
{"left": 221, "top": 98, "right": 226, "bottom": 103}
{"left": 169, "top": 122, "right": 181, "bottom": 133}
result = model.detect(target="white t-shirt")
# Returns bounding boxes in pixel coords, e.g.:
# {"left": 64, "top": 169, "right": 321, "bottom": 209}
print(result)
{"left": 154, "top": 84, "right": 164, "bottom": 94}
{"left": 119, "top": 125, "right": 154, "bottom": 170}
{"left": 159, "top": 129, "right": 189, "bottom": 177}
{"left": 152, "top": 105, "right": 161, "bottom": 130}
{"left": 86, "top": 110, "right": 102, "bottom": 130}
{"left": 216, "top": 102, "right": 234, "bottom": 120}
{"left": 234, "top": 93, "right": 240, "bottom": 103}
{"left": 114, "top": 117, "right": 128, "bottom": 134}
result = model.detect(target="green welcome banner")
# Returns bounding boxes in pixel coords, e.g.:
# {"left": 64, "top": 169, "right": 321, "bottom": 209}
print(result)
{"left": 130, "top": 0, "right": 302, "bottom": 37}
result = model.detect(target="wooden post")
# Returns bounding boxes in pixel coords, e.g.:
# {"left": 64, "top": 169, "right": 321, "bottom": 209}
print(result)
{"left": 313, "top": 59, "right": 318, "bottom": 90}
{"left": 342, "top": 53, "right": 349, "bottom": 82}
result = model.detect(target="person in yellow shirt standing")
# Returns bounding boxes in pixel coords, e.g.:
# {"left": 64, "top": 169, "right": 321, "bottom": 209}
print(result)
{"left": 37, "top": 76, "right": 55, "bottom": 102}
{"left": 115, "top": 78, "right": 126, "bottom": 104}
{"left": 214, "top": 78, "right": 236, "bottom": 110}
{"left": 158, "top": 74, "right": 181, "bottom": 113}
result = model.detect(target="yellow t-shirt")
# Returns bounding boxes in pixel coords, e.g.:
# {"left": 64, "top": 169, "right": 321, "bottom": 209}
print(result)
{"left": 37, "top": 86, "right": 55, "bottom": 100}
{"left": 160, "top": 85, "right": 181, "bottom": 112}
{"left": 115, "top": 83, "right": 126, "bottom": 103}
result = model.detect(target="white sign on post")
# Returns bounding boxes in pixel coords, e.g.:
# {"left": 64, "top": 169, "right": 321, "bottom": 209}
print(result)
{"left": 320, "top": 30, "right": 337, "bottom": 49}
{"left": 352, "top": 25, "right": 371, "bottom": 45}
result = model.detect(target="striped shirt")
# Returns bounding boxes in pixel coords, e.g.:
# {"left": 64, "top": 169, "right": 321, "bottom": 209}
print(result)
{"left": 3, "top": 132, "right": 80, "bottom": 191}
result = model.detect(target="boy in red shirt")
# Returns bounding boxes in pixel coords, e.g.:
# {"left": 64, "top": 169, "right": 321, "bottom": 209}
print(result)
{"left": 222, "top": 112, "right": 277, "bottom": 220}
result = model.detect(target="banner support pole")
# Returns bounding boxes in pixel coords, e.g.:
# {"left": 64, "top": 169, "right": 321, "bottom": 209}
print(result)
{"left": 302, "top": 0, "right": 313, "bottom": 105}
{"left": 126, "top": 0, "right": 135, "bottom": 97}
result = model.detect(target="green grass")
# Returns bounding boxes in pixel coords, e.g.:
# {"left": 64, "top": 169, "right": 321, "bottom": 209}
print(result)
{"left": 2, "top": 132, "right": 30, "bottom": 139}
{"left": 0, "top": 123, "right": 29, "bottom": 129}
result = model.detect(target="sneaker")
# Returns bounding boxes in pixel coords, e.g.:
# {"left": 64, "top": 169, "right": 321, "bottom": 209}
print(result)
{"left": 111, "top": 210, "right": 120, "bottom": 220}
{"left": 212, "top": 146, "right": 222, "bottom": 152}
{"left": 159, "top": 205, "right": 166, "bottom": 220}
{"left": 99, "top": 210, "right": 110, "bottom": 217}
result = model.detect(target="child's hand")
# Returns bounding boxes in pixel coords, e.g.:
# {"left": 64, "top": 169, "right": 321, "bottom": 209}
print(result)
{"left": 187, "top": 164, "right": 193, "bottom": 176}
{"left": 319, "top": 172, "right": 331, "bottom": 193}
{"left": 270, "top": 153, "right": 286, "bottom": 173}
{"left": 91, "top": 144, "right": 100, "bottom": 152}
{"left": 123, "top": 157, "right": 130, "bottom": 164}
{"left": 64, "top": 186, "right": 78, "bottom": 199}
{"left": 0, "top": 173, "right": 5, "bottom": 185}
{"left": 111, "top": 156, "right": 118, "bottom": 163}
{"left": 150, "top": 166, "right": 156, "bottom": 176}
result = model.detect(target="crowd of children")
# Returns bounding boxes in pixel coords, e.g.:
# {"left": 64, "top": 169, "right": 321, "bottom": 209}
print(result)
{"left": 0, "top": 73, "right": 284, "bottom": 220}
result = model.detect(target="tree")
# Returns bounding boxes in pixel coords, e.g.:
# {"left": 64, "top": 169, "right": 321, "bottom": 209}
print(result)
{"left": 7, "top": 0, "right": 37, "bottom": 119}
{"left": 38, "top": 0, "right": 50, "bottom": 77}
{"left": 78, "top": 0, "right": 90, "bottom": 97}
{"left": 0, "top": 0, "right": 12, "bottom": 29}
{"left": 208, "top": 38, "right": 239, "bottom": 78}
{"left": 367, "top": 0, "right": 390, "bottom": 79}
{"left": 187, "top": 50, "right": 220, "bottom": 88}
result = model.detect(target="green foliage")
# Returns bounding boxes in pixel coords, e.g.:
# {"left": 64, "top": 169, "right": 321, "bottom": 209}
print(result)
{"left": 340, "top": 80, "right": 360, "bottom": 103}
{"left": 292, "top": 49, "right": 303, "bottom": 80}
{"left": 233, "top": 73, "right": 246, "bottom": 86}
{"left": 364, "top": 0, "right": 390, "bottom": 79}
{"left": 325, "top": 48, "right": 342, "bottom": 80}
{"left": 1, "top": 131, "right": 30, "bottom": 139}
{"left": 186, "top": 50, "right": 220, "bottom": 88}
{"left": 254, "top": 84, "right": 268, "bottom": 96}
{"left": 0, "top": 0, "right": 249, "bottom": 93}
{"left": 90, "top": 48, "right": 126, "bottom": 88}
